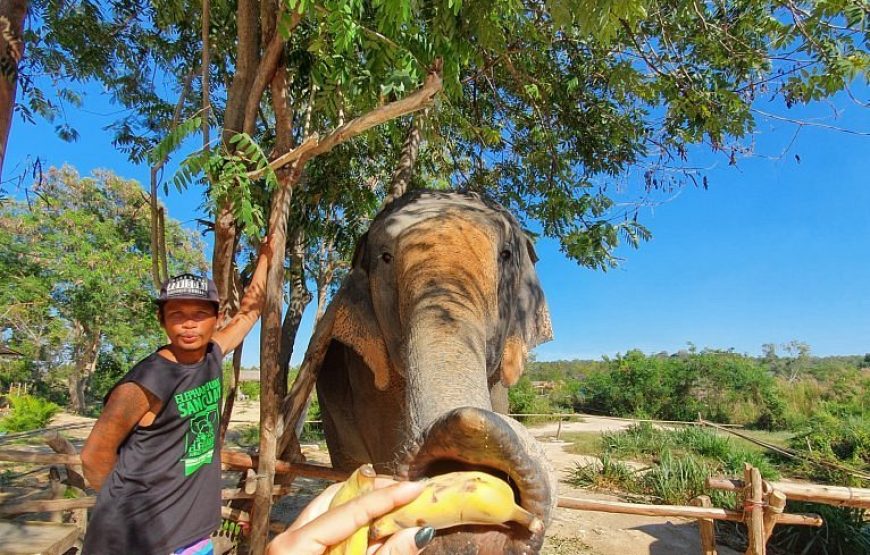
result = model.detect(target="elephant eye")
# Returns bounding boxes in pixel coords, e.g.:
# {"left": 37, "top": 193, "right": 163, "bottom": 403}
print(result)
{"left": 381, "top": 252, "right": 393, "bottom": 264}
{"left": 499, "top": 249, "right": 512, "bottom": 262}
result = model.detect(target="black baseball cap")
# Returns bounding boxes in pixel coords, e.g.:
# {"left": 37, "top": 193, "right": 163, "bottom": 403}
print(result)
{"left": 156, "top": 273, "right": 220, "bottom": 306}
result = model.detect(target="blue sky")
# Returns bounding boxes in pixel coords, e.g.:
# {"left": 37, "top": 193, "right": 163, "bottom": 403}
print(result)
{"left": 6, "top": 84, "right": 869, "bottom": 367}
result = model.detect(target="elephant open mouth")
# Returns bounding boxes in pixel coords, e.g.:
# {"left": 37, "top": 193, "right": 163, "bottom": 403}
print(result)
{"left": 396, "top": 407, "right": 552, "bottom": 555}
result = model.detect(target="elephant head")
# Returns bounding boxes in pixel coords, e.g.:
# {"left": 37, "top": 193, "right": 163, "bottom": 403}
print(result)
{"left": 299, "top": 190, "right": 555, "bottom": 554}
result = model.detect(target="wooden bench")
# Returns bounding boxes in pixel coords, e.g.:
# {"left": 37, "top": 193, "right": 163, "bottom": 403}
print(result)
{"left": 0, "top": 521, "right": 78, "bottom": 555}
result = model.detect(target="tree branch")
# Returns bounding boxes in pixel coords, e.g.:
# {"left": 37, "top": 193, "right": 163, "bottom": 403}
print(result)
{"left": 251, "top": 60, "right": 443, "bottom": 178}
{"left": 243, "top": 11, "right": 301, "bottom": 136}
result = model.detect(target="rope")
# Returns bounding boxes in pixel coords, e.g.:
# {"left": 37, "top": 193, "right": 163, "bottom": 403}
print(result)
{"left": 699, "top": 418, "right": 870, "bottom": 481}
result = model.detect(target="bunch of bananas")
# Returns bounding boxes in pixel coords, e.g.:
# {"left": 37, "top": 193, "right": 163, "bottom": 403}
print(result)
{"left": 325, "top": 466, "right": 542, "bottom": 555}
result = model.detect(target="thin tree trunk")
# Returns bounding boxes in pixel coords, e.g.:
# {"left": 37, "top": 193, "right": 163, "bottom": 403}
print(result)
{"left": 69, "top": 328, "right": 100, "bottom": 414}
{"left": 149, "top": 71, "right": 193, "bottom": 288}
{"left": 384, "top": 115, "right": 423, "bottom": 205}
{"left": 278, "top": 225, "right": 311, "bottom": 387}
{"left": 250, "top": 165, "right": 302, "bottom": 555}
{"left": 212, "top": 0, "right": 259, "bottom": 314}
{"left": 0, "top": 0, "right": 27, "bottom": 180}
{"left": 219, "top": 339, "right": 243, "bottom": 447}
{"left": 201, "top": 0, "right": 210, "bottom": 150}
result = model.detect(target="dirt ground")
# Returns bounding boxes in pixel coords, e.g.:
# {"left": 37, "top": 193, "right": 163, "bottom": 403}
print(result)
{"left": 16, "top": 407, "right": 740, "bottom": 555}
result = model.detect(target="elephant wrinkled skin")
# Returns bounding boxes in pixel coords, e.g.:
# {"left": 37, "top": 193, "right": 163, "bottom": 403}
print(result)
{"left": 296, "top": 191, "right": 556, "bottom": 554}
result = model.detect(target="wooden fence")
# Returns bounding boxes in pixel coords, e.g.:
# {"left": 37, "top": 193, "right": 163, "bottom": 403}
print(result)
{"left": 0, "top": 426, "right": 867, "bottom": 555}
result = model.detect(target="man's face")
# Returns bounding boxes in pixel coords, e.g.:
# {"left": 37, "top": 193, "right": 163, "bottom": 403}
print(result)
{"left": 160, "top": 299, "right": 219, "bottom": 353}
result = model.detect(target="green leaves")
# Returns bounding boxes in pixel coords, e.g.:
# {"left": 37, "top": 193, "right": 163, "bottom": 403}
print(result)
{"left": 147, "top": 116, "right": 203, "bottom": 167}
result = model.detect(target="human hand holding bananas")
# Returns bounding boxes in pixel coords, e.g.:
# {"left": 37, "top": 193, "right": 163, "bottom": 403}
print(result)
{"left": 266, "top": 465, "right": 544, "bottom": 555}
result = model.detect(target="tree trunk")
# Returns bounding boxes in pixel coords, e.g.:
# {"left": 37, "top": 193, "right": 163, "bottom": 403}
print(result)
{"left": 69, "top": 328, "right": 100, "bottom": 414}
{"left": 249, "top": 165, "right": 302, "bottom": 555}
{"left": 0, "top": 0, "right": 27, "bottom": 179}
{"left": 383, "top": 115, "right": 422, "bottom": 205}
{"left": 212, "top": 0, "right": 260, "bottom": 314}
{"left": 279, "top": 225, "right": 311, "bottom": 387}
{"left": 219, "top": 340, "right": 244, "bottom": 447}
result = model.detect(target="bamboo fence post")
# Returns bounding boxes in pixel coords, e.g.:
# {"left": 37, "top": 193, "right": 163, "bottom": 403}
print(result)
{"left": 690, "top": 495, "right": 717, "bottom": 555}
{"left": 556, "top": 414, "right": 563, "bottom": 440}
{"left": 762, "top": 490, "right": 787, "bottom": 544}
{"left": 744, "top": 464, "right": 766, "bottom": 555}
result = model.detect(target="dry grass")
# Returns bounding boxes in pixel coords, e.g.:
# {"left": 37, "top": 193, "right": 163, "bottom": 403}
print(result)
{"left": 542, "top": 535, "right": 597, "bottom": 554}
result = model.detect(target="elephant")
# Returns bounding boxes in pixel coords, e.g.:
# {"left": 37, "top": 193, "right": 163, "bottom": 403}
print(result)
{"left": 295, "top": 190, "right": 556, "bottom": 554}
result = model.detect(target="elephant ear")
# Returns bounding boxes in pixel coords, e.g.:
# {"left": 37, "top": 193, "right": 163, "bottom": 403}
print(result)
{"left": 298, "top": 235, "right": 394, "bottom": 391}
{"left": 499, "top": 237, "right": 553, "bottom": 387}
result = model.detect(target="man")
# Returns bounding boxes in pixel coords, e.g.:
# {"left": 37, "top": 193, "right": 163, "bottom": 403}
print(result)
{"left": 81, "top": 242, "right": 270, "bottom": 555}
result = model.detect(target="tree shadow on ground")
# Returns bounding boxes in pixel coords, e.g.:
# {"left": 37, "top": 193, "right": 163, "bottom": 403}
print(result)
{"left": 630, "top": 521, "right": 743, "bottom": 555}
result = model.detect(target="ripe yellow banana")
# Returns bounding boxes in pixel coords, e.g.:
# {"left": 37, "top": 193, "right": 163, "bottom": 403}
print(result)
{"left": 325, "top": 464, "right": 376, "bottom": 555}
{"left": 369, "top": 471, "right": 543, "bottom": 541}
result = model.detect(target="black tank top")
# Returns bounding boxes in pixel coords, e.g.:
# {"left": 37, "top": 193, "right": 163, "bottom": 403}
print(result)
{"left": 83, "top": 343, "right": 223, "bottom": 554}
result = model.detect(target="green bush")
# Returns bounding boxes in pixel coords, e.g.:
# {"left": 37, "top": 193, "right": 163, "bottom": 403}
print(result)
{"left": 508, "top": 375, "right": 554, "bottom": 422}
{"left": 0, "top": 395, "right": 60, "bottom": 432}
{"left": 576, "top": 350, "right": 785, "bottom": 427}
{"left": 239, "top": 381, "right": 260, "bottom": 400}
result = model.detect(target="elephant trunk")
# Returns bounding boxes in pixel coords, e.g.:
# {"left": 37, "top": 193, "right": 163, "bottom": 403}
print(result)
{"left": 397, "top": 217, "right": 498, "bottom": 434}
{"left": 405, "top": 305, "right": 491, "bottom": 434}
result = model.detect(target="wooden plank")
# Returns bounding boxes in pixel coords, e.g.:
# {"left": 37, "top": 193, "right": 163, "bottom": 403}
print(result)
{"left": 690, "top": 495, "right": 717, "bottom": 555}
{"left": 0, "top": 450, "right": 80, "bottom": 465}
{"left": 706, "top": 477, "right": 870, "bottom": 509}
{"left": 0, "top": 521, "right": 79, "bottom": 555}
{"left": 556, "top": 496, "right": 822, "bottom": 527}
{"left": 0, "top": 485, "right": 294, "bottom": 515}
{"left": 220, "top": 449, "right": 347, "bottom": 481}
{"left": 0, "top": 448, "right": 348, "bottom": 482}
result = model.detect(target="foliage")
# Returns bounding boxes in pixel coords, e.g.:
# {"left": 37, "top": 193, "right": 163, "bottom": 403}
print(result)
{"left": 570, "top": 423, "right": 779, "bottom": 507}
{"left": 239, "top": 380, "right": 260, "bottom": 401}
{"left": 576, "top": 349, "right": 785, "bottom": 427}
{"left": 0, "top": 166, "right": 206, "bottom": 409}
{"left": 508, "top": 375, "right": 555, "bottom": 419}
{"left": 769, "top": 502, "right": 869, "bottom": 555}
{"left": 0, "top": 395, "right": 60, "bottom": 432}
{"left": 788, "top": 412, "right": 870, "bottom": 486}
{"left": 19, "top": 0, "right": 870, "bottom": 271}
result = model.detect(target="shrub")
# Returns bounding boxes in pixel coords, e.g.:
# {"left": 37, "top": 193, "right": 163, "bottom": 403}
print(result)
{"left": 0, "top": 395, "right": 60, "bottom": 432}
{"left": 788, "top": 412, "right": 869, "bottom": 485}
{"left": 239, "top": 380, "right": 260, "bottom": 400}
{"left": 576, "top": 350, "right": 785, "bottom": 427}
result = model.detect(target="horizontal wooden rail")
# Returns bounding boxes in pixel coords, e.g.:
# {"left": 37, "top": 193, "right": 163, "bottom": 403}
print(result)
{"left": 706, "top": 478, "right": 870, "bottom": 509}
{"left": 0, "top": 485, "right": 294, "bottom": 515}
{"left": 0, "top": 449, "right": 80, "bottom": 465}
{"left": 0, "top": 448, "right": 348, "bottom": 482}
{"left": 556, "top": 496, "right": 823, "bottom": 527}
{"left": 220, "top": 450, "right": 347, "bottom": 481}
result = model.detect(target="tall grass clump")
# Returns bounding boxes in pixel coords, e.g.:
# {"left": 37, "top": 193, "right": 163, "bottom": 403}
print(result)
{"left": 0, "top": 395, "right": 60, "bottom": 432}
{"left": 568, "top": 425, "right": 779, "bottom": 507}
{"left": 770, "top": 502, "right": 869, "bottom": 555}
{"left": 601, "top": 422, "right": 671, "bottom": 458}
{"left": 789, "top": 412, "right": 869, "bottom": 486}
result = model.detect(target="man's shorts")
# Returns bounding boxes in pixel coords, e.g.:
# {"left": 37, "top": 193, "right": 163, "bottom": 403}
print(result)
{"left": 171, "top": 537, "right": 213, "bottom": 555}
